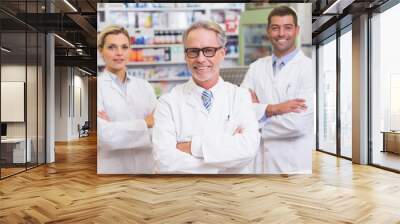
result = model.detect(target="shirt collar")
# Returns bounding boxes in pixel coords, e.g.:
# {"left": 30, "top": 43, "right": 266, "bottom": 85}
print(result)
{"left": 272, "top": 48, "right": 299, "bottom": 66}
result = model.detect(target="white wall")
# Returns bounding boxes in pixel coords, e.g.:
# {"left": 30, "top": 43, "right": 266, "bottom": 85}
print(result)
{"left": 1, "top": 65, "right": 34, "bottom": 138}
{"left": 73, "top": 73, "right": 89, "bottom": 136}
{"left": 55, "top": 67, "right": 89, "bottom": 141}
{"left": 1, "top": 64, "right": 46, "bottom": 164}
{"left": 55, "top": 67, "right": 69, "bottom": 141}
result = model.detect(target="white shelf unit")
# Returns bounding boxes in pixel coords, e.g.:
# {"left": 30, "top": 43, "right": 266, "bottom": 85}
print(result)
{"left": 124, "top": 28, "right": 186, "bottom": 33}
{"left": 226, "top": 32, "right": 239, "bottom": 36}
{"left": 147, "top": 77, "right": 190, "bottom": 82}
{"left": 127, "top": 61, "right": 186, "bottom": 66}
{"left": 225, "top": 54, "right": 239, "bottom": 59}
{"left": 98, "top": 5, "right": 243, "bottom": 12}
{"left": 105, "top": 7, "right": 208, "bottom": 12}
{"left": 98, "top": 3, "right": 244, "bottom": 95}
{"left": 130, "top": 44, "right": 182, "bottom": 49}
{"left": 97, "top": 61, "right": 186, "bottom": 66}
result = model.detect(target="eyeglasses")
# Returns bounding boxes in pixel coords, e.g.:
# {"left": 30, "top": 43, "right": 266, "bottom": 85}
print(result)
{"left": 184, "top": 47, "right": 223, "bottom": 58}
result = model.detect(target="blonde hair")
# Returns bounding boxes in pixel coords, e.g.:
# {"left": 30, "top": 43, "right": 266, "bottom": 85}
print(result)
{"left": 182, "top": 20, "right": 227, "bottom": 47}
{"left": 97, "top": 25, "right": 130, "bottom": 49}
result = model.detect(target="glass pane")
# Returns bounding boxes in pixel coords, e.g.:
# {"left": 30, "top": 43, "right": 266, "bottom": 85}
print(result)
{"left": 27, "top": 31, "right": 38, "bottom": 169}
{"left": 318, "top": 38, "right": 337, "bottom": 154}
{"left": 371, "top": 3, "right": 400, "bottom": 171}
{"left": 1, "top": 30, "right": 27, "bottom": 177}
{"left": 340, "top": 29, "right": 352, "bottom": 158}
{"left": 38, "top": 32, "right": 45, "bottom": 165}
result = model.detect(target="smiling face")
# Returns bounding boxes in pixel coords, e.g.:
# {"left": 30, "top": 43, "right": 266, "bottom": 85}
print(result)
{"left": 267, "top": 15, "right": 299, "bottom": 58}
{"left": 99, "top": 33, "right": 130, "bottom": 75}
{"left": 184, "top": 28, "right": 225, "bottom": 89}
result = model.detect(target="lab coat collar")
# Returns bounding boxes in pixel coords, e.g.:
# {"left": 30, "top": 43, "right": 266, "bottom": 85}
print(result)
{"left": 272, "top": 48, "right": 299, "bottom": 66}
{"left": 268, "top": 49, "right": 305, "bottom": 77}
{"left": 185, "top": 76, "right": 224, "bottom": 96}
{"left": 286, "top": 49, "right": 305, "bottom": 65}
{"left": 108, "top": 70, "right": 131, "bottom": 84}
{"left": 103, "top": 69, "right": 131, "bottom": 83}
{"left": 102, "top": 69, "right": 130, "bottom": 98}
{"left": 184, "top": 76, "right": 225, "bottom": 114}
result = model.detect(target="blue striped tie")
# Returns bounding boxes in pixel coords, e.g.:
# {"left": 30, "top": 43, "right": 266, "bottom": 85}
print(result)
{"left": 201, "top": 90, "right": 213, "bottom": 112}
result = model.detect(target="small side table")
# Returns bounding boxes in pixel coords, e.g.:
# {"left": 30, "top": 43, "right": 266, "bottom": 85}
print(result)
{"left": 381, "top": 131, "right": 400, "bottom": 154}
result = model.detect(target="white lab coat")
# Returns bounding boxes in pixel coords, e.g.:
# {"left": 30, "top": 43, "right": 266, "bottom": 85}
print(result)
{"left": 97, "top": 70, "right": 157, "bottom": 174}
{"left": 241, "top": 51, "right": 315, "bottom": 174}
{"left": 153, "top": 77, "right": 260, "bottom": 174}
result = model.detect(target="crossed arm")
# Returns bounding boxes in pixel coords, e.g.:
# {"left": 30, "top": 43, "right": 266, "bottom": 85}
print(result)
{"left": 176, "top": 128, "right": 243, "bottom": 154}
{"left": 152, "top": 93, "right": 260, "bottom": 173}
{"left": 253, "top": 87, "right": 313, "bottom": 140}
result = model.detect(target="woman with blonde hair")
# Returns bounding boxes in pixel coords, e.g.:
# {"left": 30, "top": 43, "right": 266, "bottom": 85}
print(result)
{"left": 97, "top": 25, "right": 157, "bottom": 174}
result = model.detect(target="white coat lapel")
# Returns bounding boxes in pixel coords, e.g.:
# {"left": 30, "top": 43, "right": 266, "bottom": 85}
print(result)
{"left": 105, "top": 72, "right": 126, "bottom": 99}
{"left": 183, "top": 80, "right": 208, "bottom": 115}
{"left": 102, "top": 74, "right": 122, "bottom": 100}
{"left": 264, "top": 57, "right": 281, "bottom": 103}
{"left": 273, "top": 51, "right": 303, "bottom": 101}
{"left": 265, "top": 57, "right": 275, "bottom": 83}
{"left": 111, "top": 80, "right": 125, "bottom": 99}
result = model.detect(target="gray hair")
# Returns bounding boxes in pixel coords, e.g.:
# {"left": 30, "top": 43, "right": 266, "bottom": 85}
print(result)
{"left": 182, "top": 20, "right": 227, "bottom": 47}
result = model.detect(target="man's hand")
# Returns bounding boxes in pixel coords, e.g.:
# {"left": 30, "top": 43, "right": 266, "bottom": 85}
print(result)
{"left": 266, "top": 98, "right": 307, "bottom": 117}
{"left": 97, "top": 111, "right": 110, "bottom": 121}
{"left": 249, "top": 89, "right": 260, "bottom": 103}
{"left": 176, "top": 142, "right": 191, "bottom": 154}
{"left": 145, "top": 112, "right": 154, "bottom": 128}
{"left": 233, "top": 127, "right": 243, "bottom": 135}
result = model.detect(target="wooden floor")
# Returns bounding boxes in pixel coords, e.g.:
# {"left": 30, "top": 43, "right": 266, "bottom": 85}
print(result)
{"left": 373, "top": 150, "right": 400, "bottom": 171}
{"left": 1, "top": 167, "right": 26, "bottom": 178}
{"left": 1, "top": 135, "right": 400, "bottom": 223}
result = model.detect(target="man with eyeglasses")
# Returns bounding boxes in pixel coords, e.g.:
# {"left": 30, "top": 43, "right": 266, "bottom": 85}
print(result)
{"left": 241, "top": 6, "right": 314, "bottom": 174}
{"left": 152, "top": 21, "right": 260, "bottom": 174}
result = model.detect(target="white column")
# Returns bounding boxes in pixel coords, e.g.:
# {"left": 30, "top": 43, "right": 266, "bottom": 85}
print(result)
{"left": 352, "top": 14, "right": 369, "bottom": 164}
{"left": 46, "top": 33, "right": 55, "bottom": 163}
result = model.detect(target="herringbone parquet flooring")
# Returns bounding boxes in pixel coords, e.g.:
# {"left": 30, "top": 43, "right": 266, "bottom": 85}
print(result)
{"left": 1, "top": 135, "right": 400, "bottom": 223}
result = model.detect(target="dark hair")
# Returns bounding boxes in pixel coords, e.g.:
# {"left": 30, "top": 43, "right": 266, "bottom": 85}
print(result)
{"left": 267, "top": 6, "right": 298, "bottom": 27}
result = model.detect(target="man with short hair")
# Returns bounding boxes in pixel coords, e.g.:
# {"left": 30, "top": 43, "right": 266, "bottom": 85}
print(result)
{"left": 153, "top": 21, "right": 260, "bottom": 174}
{"left": 241, "top": 6, "right": 315, "bottom": 174}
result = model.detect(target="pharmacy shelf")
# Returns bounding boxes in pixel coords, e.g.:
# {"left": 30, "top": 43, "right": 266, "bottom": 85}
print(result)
{"left": 225, "top": 54, "right": 239, "bottom": 59}
{"left": 129, "top": 29, "right": 237, "bottom": 36}
{"left": 131, "top": 44, "right": 182, "bottom": 49}
{"left": 226, "top": 32, "right": 239, "bottom": 36}
{"left": 245, "top": 44, "right": 269, "bottom": 47}
{"left": 147, "top": 76, "right": 190, "bottom": 82}
{"left": 127, "top": 61, "right": 186, "bottom": 66}
{"left": 100, "top": 6, "right": 243, "bottom": 12}
{"left": 129, "top": 28, "right": 186, "bottom": 32}
{"left": 97, "top": 61, "right": 186, "bottom": 67}
{"left": 104, "top": 7, "right": 207, "bottom": 12}
{"left": 210, "top": 7, "right": 244, "bottom": 11}
{"left": 99, "top": 3, "right": 244, "bottom": 96}
{"left": 100, "top": 6, "right": 244, "bottom": 13}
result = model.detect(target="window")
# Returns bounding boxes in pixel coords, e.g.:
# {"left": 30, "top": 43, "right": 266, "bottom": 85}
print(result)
{"left": 318, "top": 37, "right": 337, "bottom": 155}
{"left": 339, "top": 28, "right": 352, "bottom": 158}
{"left": 371, "top": 3, "right": 400, "bottom": 171}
